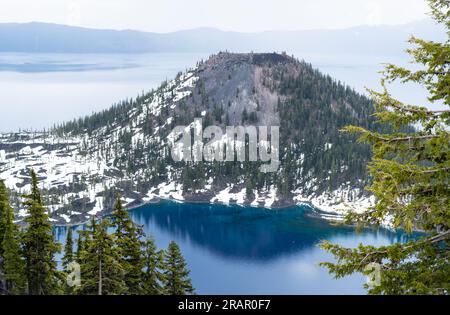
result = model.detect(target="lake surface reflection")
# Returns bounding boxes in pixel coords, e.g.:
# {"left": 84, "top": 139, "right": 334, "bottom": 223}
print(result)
{"left": 54, "top": 201, "right": 411, "bottom": 294}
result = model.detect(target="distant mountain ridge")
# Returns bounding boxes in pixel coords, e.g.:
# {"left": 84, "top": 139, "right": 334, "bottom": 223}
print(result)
{"left": 0, "top": 20, "right": 445, "bottom": 55}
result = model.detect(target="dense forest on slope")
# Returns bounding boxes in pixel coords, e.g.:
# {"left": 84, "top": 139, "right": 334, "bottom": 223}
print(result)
{"left": 53, "top": 52, "right": 404, "bottom": 204}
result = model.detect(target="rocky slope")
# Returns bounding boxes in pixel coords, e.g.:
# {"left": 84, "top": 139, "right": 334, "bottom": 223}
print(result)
{"left": 0, "top": 52, "right": 384, "bottom": 225}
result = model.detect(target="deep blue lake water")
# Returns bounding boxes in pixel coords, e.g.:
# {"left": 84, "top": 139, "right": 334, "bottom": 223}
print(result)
{"left": 54, "top": 201, "right": 411, "bottom": 294}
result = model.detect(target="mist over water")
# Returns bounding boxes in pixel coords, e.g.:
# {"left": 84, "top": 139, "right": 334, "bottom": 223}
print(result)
{"left": 0, "top": 51, "right": 433, "bottom": 133}
{"left": 0, "top": 52, "right": 208, "bottom": 132}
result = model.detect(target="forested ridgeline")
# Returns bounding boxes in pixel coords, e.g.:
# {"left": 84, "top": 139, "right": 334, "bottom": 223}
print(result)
{"left": 50, "top": 53, "right": 413, "bottom": 199}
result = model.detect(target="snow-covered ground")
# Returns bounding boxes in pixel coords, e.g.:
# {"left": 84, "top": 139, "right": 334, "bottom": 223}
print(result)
{"left": 0, "top": 131, "right": 374, "bottom": 225}
{"left": 0, "top": 64, "right": 375, "bottom": 226}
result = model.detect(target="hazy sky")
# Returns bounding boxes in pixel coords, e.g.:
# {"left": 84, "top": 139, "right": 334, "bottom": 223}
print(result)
{"left": 1, "top": 0, "right": 430, "bottom": 32}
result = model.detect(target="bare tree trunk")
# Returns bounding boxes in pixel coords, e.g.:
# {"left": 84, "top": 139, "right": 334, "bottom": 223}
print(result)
{"left": 0, "top": 257, "right": 7, "bottom": 295}
{"left": 98, "top": 258, "right": 102, "bottom": 296}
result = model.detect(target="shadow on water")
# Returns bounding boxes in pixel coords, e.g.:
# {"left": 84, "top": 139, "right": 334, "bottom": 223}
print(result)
{"left": 128, "top": 201, "right": 410, "bottom": 262}
{"left": 54, "top": 201, "right": 413, "bottom": 263}
{"left": 53, "top": 200, "right": 418, "bottom": 294}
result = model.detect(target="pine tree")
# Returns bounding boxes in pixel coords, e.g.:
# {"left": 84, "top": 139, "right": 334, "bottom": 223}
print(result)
{"left": 163, "top": 241, "right": 194, "bottom": 295}
{"left": 62, "top": 228, "right": 74, "bottom": 270}
{"left": 0, "top": 180, "right": 26, "bottom": 295}
{"left": 76, "top": 218, "right": 126, "bottom": 295}
{"left": 22, "top": 169, "right": 62, "bottom": 295}
{"left": 0, "top": 180, "right": 9, "bottom": 294}
{"left": 111, "top": 196, "right": 145, "bottom": 294}
{"left": 142, "top": 237, "right": 164, "bottom": 295}
{"left": 62, "top": 227, "right": 74, "bottom": 294}
{"left": 76, "top": 233, "right": 85, "bottom": 263}
{"left": 242, "top": 107, "right": 248, "bottom": 124}
{"left": 0, "top": 180, "right": 10, "bottom": 255}
{"left": 321, "top": 0, "right": 450, "bottom": 294}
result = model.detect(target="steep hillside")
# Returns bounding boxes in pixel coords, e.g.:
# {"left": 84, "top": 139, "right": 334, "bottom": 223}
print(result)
{"left": 0, "top": 52, "right": 395, "bottom": 224}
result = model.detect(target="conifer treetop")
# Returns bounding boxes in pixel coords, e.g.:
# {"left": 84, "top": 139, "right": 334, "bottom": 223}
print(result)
{"left": 321, "top": 0, "right": 450, "bottom": 295}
